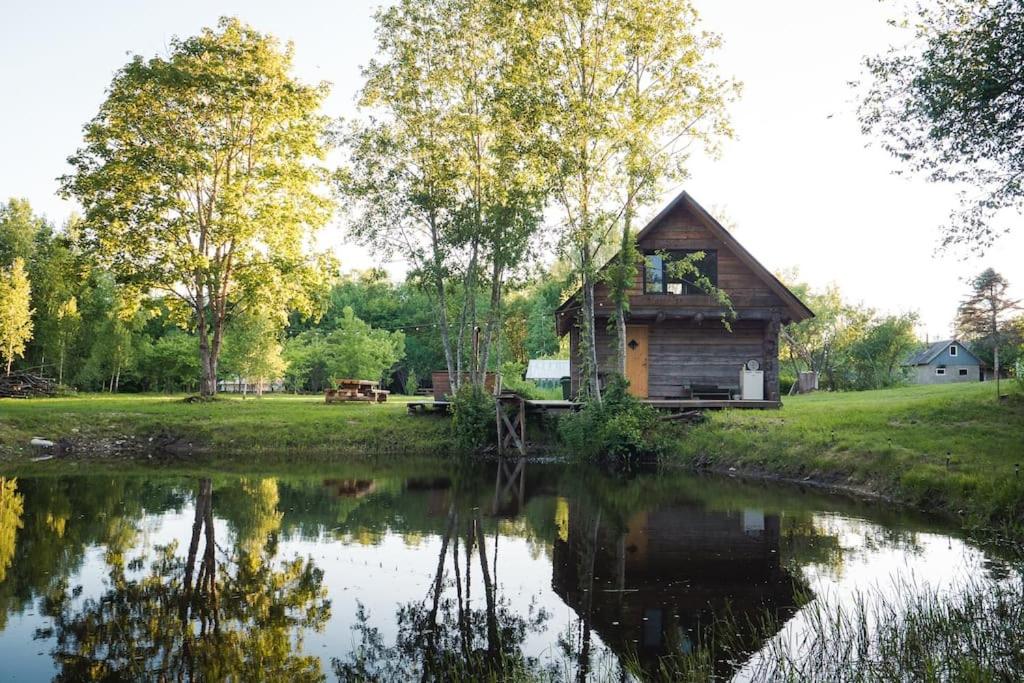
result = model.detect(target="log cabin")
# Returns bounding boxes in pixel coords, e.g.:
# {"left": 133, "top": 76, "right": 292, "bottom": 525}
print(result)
{"left": 555, "top": 191, "right": 814, "bottom": 406}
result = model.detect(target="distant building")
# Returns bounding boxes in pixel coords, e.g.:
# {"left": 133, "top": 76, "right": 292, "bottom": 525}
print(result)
{"left": 218, "top": 377, "right": 285, "bottom": 394}
{"left": 904, "top": 339, "right": 982, "bottom": 384}
{"left": 524, "top": 359, "right": 570, "bottom": 387}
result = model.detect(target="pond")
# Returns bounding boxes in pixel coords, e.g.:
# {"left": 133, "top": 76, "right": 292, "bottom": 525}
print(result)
{"left": 0, "top": 462, "right": 1014, "bottom": 681}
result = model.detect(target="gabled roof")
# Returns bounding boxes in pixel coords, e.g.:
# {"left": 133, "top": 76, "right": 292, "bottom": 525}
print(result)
{"left": 905, "top": 339, "right": 982, "bottom": 366}
{"left": 555, "top": 190, "right": 815, "bottom": 324}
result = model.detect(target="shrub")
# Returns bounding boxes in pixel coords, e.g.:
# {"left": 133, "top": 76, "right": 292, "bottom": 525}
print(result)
{"left": 403, "top": 370, "right": 419, "bottom": 396}
{"left": 558, "top": 375, "right": 671, "bottom": 461}
{"left": 449, "top": 384, "right": 494, "bottom": 451}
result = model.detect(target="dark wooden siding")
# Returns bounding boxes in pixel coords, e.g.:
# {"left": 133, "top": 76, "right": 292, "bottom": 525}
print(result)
{"left": 594, "top": 319, "right": 766, "bottom": 398}
{"left": 590, "top": 201, "right": 787, "bottom": 311}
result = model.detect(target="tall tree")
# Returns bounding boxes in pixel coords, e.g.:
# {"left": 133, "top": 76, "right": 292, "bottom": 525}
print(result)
{"left": 341, "top": 0, "right": 547, "bottom": 393}
{"left": 858, "top": 0, "right": 1024, "bottom": 251}
{"left": 606, "top": 0, "right": 735, "bottom": 375}
{"left": 956, "top": 268, "right": 1020, "bottom": 397}
{"left": 0, "top": 258, "right": 33, "bottom": 375}
{"left": 0, "top": 198, "right": 45, "bottom": 267}
{"left": 537, "top": 0, "right": 734, "bottom": 399}
{"left": 62, "top": 17, "right": 333, "bottom": 397}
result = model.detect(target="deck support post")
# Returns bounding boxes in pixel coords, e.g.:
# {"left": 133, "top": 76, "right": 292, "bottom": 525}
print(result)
{"left": 492, "top": 457, "right": 526, "bottom": 514}
{"left": 496, "top": 394, "right": 527, "bottom": 456}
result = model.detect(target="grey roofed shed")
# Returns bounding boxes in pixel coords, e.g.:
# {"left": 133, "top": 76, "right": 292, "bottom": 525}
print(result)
{"left": 525, "top": 359, "right": 571, "bottom": 381}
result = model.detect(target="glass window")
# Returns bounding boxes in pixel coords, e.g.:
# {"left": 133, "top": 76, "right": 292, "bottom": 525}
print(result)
{"left": 667, "top": 250, "right": 718, "bottom": 295}
{"left": 959, "top": 368, "right": 968, "bottom": 376}
{"left": 935, "top": 367, "right": 946, "bottom": 375}
{"left": 643, "top": 250, "right": 718, "bottom": 295}
{"left": 949, "top": 345, "right": 958, "bottom": 356}
{"left": 644, "top": 254, "right": 664, "bottom": 293}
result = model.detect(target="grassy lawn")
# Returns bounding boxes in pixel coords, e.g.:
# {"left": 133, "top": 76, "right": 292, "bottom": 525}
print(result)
{"left": 0, "top": 393, "right": 453, "bottom": 462}
{"left": 673, "top": 381, "right": 1024, "bottom": 528}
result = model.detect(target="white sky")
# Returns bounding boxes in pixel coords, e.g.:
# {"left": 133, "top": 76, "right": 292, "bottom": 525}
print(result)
{"left": 1, "top": 0, "right": 1020, "bottom": 337}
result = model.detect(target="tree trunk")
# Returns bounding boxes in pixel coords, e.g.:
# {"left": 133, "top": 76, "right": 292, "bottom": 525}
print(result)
{"left": 579, "top": 263, "right": 602, "bottom": 403}
{"left": 428, "top": 212, "right": 458, "bottom": 391}
{"left": 994, "top": 344, "right": 1000, "bottom": 398}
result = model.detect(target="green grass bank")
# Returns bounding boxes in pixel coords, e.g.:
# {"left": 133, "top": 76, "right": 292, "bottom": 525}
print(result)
{"left": 672, "top": 381, "right": 1024, "bottom": 529}
{"left": 0, "top": 393, "right": 453, "bottom": 461}
{"left": 1, "top": 383, "right": 1021, "bottom": 531}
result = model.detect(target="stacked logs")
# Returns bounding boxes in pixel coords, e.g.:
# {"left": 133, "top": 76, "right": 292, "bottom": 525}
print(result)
{"left": 0, "top": 371, "right": 58, "bottom": 398}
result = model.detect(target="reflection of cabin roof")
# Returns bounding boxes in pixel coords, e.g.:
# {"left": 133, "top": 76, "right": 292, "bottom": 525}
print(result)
{"left": 525, "top": 359, "right": 570, "bottom": 380}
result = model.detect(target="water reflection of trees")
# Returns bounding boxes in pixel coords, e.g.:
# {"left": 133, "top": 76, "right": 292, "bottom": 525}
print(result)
{"left": 333, "top": 497, "right": 551, "bottom": 681}
{"left": 34, "top": 477, "right": 330, "bottom": 681}
{"left": 0, "top": 478, "right": 24, "bottom": 591}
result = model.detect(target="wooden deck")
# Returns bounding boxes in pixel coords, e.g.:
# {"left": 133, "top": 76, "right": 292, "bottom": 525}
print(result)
{"left": 523, "top": 398, "right": 781, "bottom": 411}
{"left": 408, "top": 397, "right": 780, "bottom": 416}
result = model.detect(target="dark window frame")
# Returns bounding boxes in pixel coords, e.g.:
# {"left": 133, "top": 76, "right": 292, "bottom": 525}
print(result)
{"left": 642, "top": 249, "right": 718, "bottom": 295}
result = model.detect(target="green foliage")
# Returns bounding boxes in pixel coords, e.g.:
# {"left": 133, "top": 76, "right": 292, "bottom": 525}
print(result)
{"left": 859, "top": 0, "right": 1024, "bottom": 250}
{"left": 284, "top": 308, "right": 404, "bottom": 391}
{"left": 0, "top": 198, "right": 45, "bottom": 266}
{"left": 62, "top": 17, "right": 333, "bottom": 396}
{"left": 403, "top": 370, "right": 419, "bottom": 397}
{"left": 558, "top": 375, "right": 668, "bottom": 461}
{"left": 0, "top": 258, "right": 34, "bottom": 374}
{"left": 780, "top": 272, "right": 920, "bottom": 392}
{"left": 220, "top": 313, "right": 286, "bottom": 396}
{"left": 291, "top": 270, "right": 446, "bottom": 389}
{"left": 844, "top": 312, "right": 920, "bottom": 390}
{"left": 137, "top": 331, "right": 201, "bottom": 393}
{"left": 449, "top": 385, "right": 495, "bottom": 451}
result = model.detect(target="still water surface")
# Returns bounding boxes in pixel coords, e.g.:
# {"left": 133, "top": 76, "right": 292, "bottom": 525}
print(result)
{"left": 0, "top": 462, "right": 1008, "bottom": 681}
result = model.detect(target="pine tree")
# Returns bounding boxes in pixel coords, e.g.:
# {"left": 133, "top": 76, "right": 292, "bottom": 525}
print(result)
{"left": 956, "top": 269, "right": 1020, "bottom": 398}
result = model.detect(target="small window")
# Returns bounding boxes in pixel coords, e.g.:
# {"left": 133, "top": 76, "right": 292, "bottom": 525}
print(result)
{"left": 958, "top": 368, "right": 968, "bottom": 376}
{"left": 935, "top": 367, "right": 946, "bottom": 376}
{"left": 949, "top": 345, "right": 958, "bottom": 357}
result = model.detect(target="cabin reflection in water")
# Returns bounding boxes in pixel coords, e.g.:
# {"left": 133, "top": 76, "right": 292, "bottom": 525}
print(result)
{"left": 552, "top": 497, "right": 803, "bottom": 676}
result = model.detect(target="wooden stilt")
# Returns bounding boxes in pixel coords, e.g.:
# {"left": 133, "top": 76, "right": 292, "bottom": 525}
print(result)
{"left": 496, "top": 394, "right": 527, "bottom": 456}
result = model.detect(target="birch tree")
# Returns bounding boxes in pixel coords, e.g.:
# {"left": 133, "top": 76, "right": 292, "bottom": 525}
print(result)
{"left": 538, "top": 0, "right": 735, "bottom": 398}
{"left": 62, "top": 18, "right": 332, "bottom": 397}
{"left": 340, "top": 0, "right": 547, "bottom": 392}
{"left": 0, "top": 258, "right": 33, "bottom": 375}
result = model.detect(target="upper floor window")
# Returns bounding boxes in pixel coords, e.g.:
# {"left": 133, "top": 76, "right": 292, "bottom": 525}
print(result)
{"left": 643, "top": 250, "right": 718, "bottom": 295}
{"left": 949, "top": 345, "right": 958, "bottom": 357}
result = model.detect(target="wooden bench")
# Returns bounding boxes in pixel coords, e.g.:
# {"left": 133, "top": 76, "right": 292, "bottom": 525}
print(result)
{"left": 690, "top": 384, "right": 734, "bottom": 400}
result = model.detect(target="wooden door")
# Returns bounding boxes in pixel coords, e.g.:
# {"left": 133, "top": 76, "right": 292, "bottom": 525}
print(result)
{"left": 624, "top": 325, "right": 649, "bottom": 398}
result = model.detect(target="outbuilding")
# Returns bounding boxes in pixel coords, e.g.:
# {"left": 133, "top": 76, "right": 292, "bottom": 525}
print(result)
{"left": 904, "top": 339, "right": 982, "bottom": 384}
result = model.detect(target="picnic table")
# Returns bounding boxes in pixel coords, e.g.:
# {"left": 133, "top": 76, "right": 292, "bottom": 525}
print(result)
{"left": 325, "top": 379, "right": 390, "bottom": 404}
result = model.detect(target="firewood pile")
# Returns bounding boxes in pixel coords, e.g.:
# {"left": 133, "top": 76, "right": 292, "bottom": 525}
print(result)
{"left": 0, "top": 371, "right": 58, "bottom": 398}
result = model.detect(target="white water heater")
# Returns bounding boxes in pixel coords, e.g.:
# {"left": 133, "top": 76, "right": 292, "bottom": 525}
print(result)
{"left": 740, "top": 361, "right": 764, "bottom": 400}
